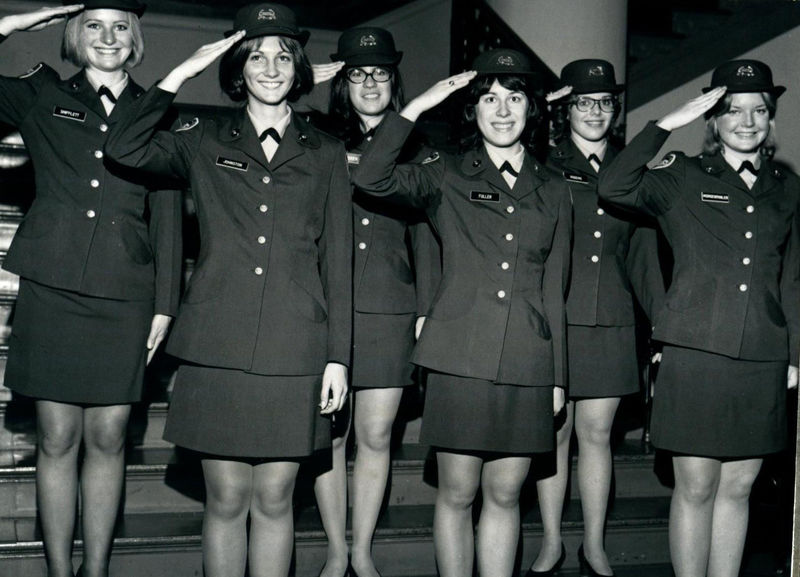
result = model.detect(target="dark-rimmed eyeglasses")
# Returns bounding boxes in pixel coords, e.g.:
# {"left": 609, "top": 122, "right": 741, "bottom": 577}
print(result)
{"left": 571, "top": 96, "right": 617, "bottom": 113}
{"left": 346, "top": 67, "right": 393, "bottom": 84}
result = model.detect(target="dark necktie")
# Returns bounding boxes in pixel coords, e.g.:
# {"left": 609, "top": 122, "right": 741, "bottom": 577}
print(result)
{"left": 499, "top": 161, "right": 519, "bottom": 177}
{"left": 362, "top": 127, "right": 376, "bottom": 141}
{"left": 588, "top": 153, "right": 601, "bottom": 172}
{"left": 97, "top": 86, "right": 117, "bottom": 104}
{"left": 259, "top": 127, "right": 282, "bottom": 144}
{"left": 738, "top": 160, "right": 758, "bottom": 176}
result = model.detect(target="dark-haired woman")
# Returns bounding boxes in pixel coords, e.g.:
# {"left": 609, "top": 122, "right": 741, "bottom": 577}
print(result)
{"left": 0, "top": 3, "right": 182, "bottom": 576}
{"left": 352, "top": 49, "right": 571, "bottom": 577}
{"left": 598, "top": 60, "right": 798, "bottom": 577}
{"left": 311, "top": 27, "right": 439, "bottom": 577}
{"left": 529, "top": 60, "right": 663, "bottom": 577}
{"left": 105, "top": 4, "right": 351, "bottom": 577}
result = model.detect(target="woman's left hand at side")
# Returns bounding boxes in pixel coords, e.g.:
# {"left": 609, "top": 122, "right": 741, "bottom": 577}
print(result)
{"left": 312, "top": 61, "right": 344, "bottom": 85}
{"left": 789, "top": 365, "right": 798, "bottom": 390}
{"left": 320, "top": 362, "right": 348, "bottom": 414}
{"left": 553, "top": 386, "right": 566, "bottom": 416}
{"left": 146, "top": 314, "right": 172, "bottom": 365}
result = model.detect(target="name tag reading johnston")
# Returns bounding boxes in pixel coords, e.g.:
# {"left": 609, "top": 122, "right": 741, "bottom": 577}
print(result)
{"left": 216, "top": 156, "right": 249, "bottom": 172}
{"left": 52, "top": 106, "right": 86, "bottom": 122}
{"left": 470, "top": 190, "right": 500, "bottom": 203}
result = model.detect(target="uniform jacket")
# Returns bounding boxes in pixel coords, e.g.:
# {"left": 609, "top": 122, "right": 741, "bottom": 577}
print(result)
{"left": 0, "top": 59, "right": 182, "bottom": 314}
{"left": 105, "top": 87, "right": 353, "bottom": 376}
{"left": 352, "top": 111, "right": 571, "bottom": 389}
{"left": 348, "top": 131, "right": 441, "bottom": 316}
{"left": 549, "top": 139, "right": 664, "bottom": 326}
{"left": 598, "top": 121, "right": 800, "bottom": 365}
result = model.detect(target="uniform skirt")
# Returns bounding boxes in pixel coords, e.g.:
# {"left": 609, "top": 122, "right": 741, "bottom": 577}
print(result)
{"left": 5, "top": 278, "right": 152, "bottom": 405}
{"left": 163, "top": 364, "right": 330, "bottom": 459}
{"left": 420, "top": 372, "right": 554, "bottom": 454}
{"left": 352, "top": 311, "right": 415, "bottom": 389}
{"left": 651, "top": 345, "right": 787, "bottom": 458}
{"left": 567, "top": 324, "right": 639, "bottom": 398}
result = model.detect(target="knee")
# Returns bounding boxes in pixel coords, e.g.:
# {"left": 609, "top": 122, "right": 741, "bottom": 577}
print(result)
{"left": 251, "top": 478, "right": 295, "bottom": 519}
{"left": 84, "top": 420, "right": 127, "bottom": 455}
{"left": 205, "top": 480, "right": 252, "bottom": 521}
{"left": 675, "top": 475, "right": 717, "bottom": 505}
{"left": 575, "top": 420, "right": 612, "bottom": 448}
{"left": 717, "top": 474, "right": 757, "bottom": 503}
{"left": 38, "top": 423, "right": 81, "bottom": 459}
{"left": 356, "top": 420, "right": 393, "bottom": 454}
{"left": 438, "top": 479, "right": 479, "bottom": 510}
{"left": 483, "top": 479, "right": 523, "bottom": 510}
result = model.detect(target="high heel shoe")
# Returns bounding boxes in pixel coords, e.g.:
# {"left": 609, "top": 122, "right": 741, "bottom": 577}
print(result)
{"left": 577, "top": 544, "right": 615, "bottom": 577}
{"left": 525, "top": 544, "right": 566, "bottom": 577}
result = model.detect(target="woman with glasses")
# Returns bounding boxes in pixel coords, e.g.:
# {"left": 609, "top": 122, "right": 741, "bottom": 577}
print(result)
{"left": 312, "top": 27, "right": 439, "bottom": 577}
{"left": 105, "top": 4, "right": 351, "bottom": 576}
{"left": 527, "top": 60, "right": 662, "bottom": 577}
{"left": 352, "top": 48, "right": 570, "bottom": 577}
{"left": 599, "top": 60, "right": 798, "bottom": 577}
{"left": 0, "top": 3, "right": 181, "bottom": 576}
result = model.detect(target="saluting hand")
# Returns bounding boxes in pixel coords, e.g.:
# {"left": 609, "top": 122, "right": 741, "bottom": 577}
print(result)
{"left": 146, "top": 314, "right": 172, "bottom": 365}
{"left": 401, "top": 70, "right": 478, "bottom": 123}
{"left": 312, "top": 61, "right": 345, "bottom": 85}
{"left": 319, "top": 362, "right": 348, "bottom": 414}
{"left": 158, "top": 31, "right": 247, "bottom": 94}
{"left": 656, "top": 86, "right": 726, "bottom": 132}
{"left": 545, "top": 85, "right": 573, "bottom": 103}
{"left": 0, "top": 4, "right": 83, "bottom": 36}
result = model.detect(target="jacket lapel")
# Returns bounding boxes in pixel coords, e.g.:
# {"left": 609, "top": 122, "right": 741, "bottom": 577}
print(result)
{"left": 60, "top": 71, "right": 107, "bottom": 119}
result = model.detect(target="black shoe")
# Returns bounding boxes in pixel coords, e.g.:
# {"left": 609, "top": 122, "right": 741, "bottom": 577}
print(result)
{"left": 577, "top": 545, "right": 615, "bottom": 577}
{"left": 525, "top": 544, "right": 566, "bottom": 577}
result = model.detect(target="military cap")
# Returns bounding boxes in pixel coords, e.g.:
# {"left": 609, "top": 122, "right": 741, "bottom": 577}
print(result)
{"left": 331, "top": 27, "right": 402, "bottom": 66}
{"left": 703, "top": 59, "right": 785, "bottom": 97}
{"left": 65, "top": 0, "right": 145, "bottom": 16}
{"left": 559, "top": 59, "right": 624, "bottom": 94}
{"left": 471, "top": 48, "right": 534, "bottom": 75}
{"left": 225, "top": 3, "right": 310, "bottom": 45}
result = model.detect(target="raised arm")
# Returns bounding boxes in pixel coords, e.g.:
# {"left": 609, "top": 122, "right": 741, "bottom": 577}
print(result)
{"left": 0, "top": 4, "right": 83, "bottom": 36}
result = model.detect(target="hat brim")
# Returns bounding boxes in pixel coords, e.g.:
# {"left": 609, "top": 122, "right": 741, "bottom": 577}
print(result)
{"left": 702, "top": 85, "right": 786, "bottom": 97}
{"left": 475, "top": 68, "right": 536, "bottom": 76}
{"left": 329, "top": 52, "right": 403, "bottom": 66}
{"left": 553, "top": 83, "right": 625, "bottom": 100}
{"left": 77, "top": 2, "right": 146, "bottom": 17}
{"left": 225, "top": 27, "right": 310, "bottom": 46}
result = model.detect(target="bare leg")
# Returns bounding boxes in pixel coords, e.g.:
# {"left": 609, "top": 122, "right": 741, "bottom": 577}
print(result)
{"left": 80, "top": 404, "right": 131, "bottom": 577}
{"left": 248, "top": 461, "right": 301, "bottom": 577}
{"left": 434, "top": 451, "right": 482, "bottom": 577}
{"left": 202, "top": 459, "right": 254, "bottom": 577}
{"left": 314, "top": 400, "right": 351, "bottom": 577}
{"left": 670, "top": 455, "right": 721, "bottom": 577}
{"left": 350, "top": 387, "right": 404, "bottom": 577}
{"left": 531, "top": 401, "right": 573, "bottom": 571}
{"left": 573, "top": 397, "right": 621, "bottom": 575}
{"left": 36, "top": 400, "right": 83, "bottom": 577}
{"left": 477, "top": 456, "right": 531, "bottom": 577}
{"left": 707, "top": 458, "right": 762, "bottom": 577}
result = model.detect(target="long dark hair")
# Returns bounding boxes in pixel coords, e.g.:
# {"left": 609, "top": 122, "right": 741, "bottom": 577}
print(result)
{"left": 328, "top": 65, "right": 405, "bottom": 148}
{"left": 460, "top": 74, "right": 542, "bottom": 154}
{"left": 702, "top": 92, "right": 777, "bottom": 158}
{"left": 219, "top": 35, "right": 313, "bottom": 103}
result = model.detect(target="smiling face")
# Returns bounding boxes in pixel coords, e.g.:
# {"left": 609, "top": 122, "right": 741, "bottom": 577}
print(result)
{"left": 569, "top": 91, "right": 614, "bottom": 143}
{"left": 78, "top": 9, "right": 133, "bottom": 74}
{"left": 348, "top": 66, "right": 393, "bottom": 123}
{"left": 243, "top": 36, "right": 296, "bottom": 107}
{"left": 475, "top": 79, "right": 529, "bottom": 148}
{"left": 715, "top": 92, "right": 772, "bottom": 155}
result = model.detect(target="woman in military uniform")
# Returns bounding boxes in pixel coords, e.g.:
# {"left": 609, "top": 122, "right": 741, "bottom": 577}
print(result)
{"left": 598, "top": 60, "right": 799, "bottom": 577}
{"left": 353, "top": 49, "right": 571, "bottom": 577}
{"left": 528, "top": 60, "right": 662, "bottom": 577}
{"left": 311, "top": 27, "right": 439, "bottom": 577}
{"left": 105, "top": 4, "right": 351, "bottom": 577}
{"left": 0, "top": 2, "right": 182, "bottom": 576}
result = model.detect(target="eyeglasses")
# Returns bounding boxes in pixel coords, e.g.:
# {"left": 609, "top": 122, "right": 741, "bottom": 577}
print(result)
{"left": 346, "top": 67, "right": 392, "bottom": 84}
{"left": 571, "top": 96, "right": 617, "bottom": 113}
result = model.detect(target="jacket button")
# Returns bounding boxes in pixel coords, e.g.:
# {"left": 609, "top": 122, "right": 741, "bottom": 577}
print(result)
{"left": 262, "top": 176, "right": 271, "bottom": 184}
{"left": 506, "top": 206, "right": 515, "bottom": 214}
{"left": 90, "top": 179, "right": 100, "bottom": 188}
{"left": 259, "top": 204, "right": 268, "bottom": 213}
{"left": 232, "top": 129, "right": 240, "bottom": 137}
{"left": 86, "top": 210, "right": 96, "bottom": 218}
{"left": 299, "top": 134, "right": 307, "bottom": 140}
{"left": 257, "top": 236, "right": 266, "bottom": 244}
{"left": 94, "top": 150, "right": 103, "bottom": 159}
{"left": 497, "top": 290, "right": 506, "bottom": 299}
{"left": 742, "top": 257, "right": 751, "bottom": 265}
{"left": 739, "top": 284, "right": 748, "bottom": 292}
{"left": 706, "top": 167, "right": 713, "bottom": 173}
{"left": 597, "top": 208, "right": 605, "bottom": 215}
{"left": 254, "top": 267, "right": 264, "bottom": 275}
{"left": 358, "top": 242, "right": 367, "bottom": 250}
{"left": 99, "top": 123, "right": 108, "bottom": 133}
{"left": 746, "top": 205, "right": 755, "bottom": 213}
{"left": 472, "top": 160, "right": 481, "bottom": 167}
{"left": 593, "top": 230, "right": 602, "bottom": 238}
{"left": 500, "top": 262, "right": 510, "bottom": 270}
{"left": 591, "top": 255, "right": 599, "bottom": 263}
{"left": 361, "top": 218, "right": 370, "bottom": 226}
{"left": 744, "top": 231, "right": 753, "bottom": 239}
{"left": 505, "top": 233, "right": 514, "bottom": 241}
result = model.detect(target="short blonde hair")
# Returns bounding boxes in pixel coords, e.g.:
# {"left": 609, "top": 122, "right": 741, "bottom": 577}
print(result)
{"left": 61, "top": 10, "right": 144, "bottom": 69}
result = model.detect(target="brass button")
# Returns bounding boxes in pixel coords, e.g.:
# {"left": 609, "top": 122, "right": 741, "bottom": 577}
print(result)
{"left": 86, "top": 210, "right": 96, "bottom": 218}
{"left": 257, "top": 236, "right": 266, "bottom": 244}
{"left": 259, "top": 204, "right": 268, "bottom": 213}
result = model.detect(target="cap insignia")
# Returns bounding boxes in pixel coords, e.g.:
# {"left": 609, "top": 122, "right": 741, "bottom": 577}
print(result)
{"left": 736, "top": 65, "right": 755, "bottom": 77}
{"left": 497, "top": 55, "right": 515, "bottom": 66}
{"left": 589, "top": 65, "right": 605, "bottom": 77}
{"left": 258, "top": 8, "right": 276, "bottom": 21}
{"left": 359, "top": 34, "right": 377, "bottom": 47}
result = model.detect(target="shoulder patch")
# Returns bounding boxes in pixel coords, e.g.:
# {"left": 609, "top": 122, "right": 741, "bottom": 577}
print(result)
{"left": 422, "top": 151, "right": 440, "bottom": 165}
{"left": 176, "top": 117, "right": 199, "bottom": 132}
{"left": 652, "top": 153, "right": 676, "bottom": 170}
{"left": 19, "top": 63, "right": 44, "bottom": 79}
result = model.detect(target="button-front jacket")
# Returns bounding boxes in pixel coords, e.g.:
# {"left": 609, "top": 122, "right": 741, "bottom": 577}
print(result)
{"left": 105, "top": 87, "right": 353, "bottom": 376}
{"left": 598, "top": 121, "right": 800, "bottom": 365}
{"left": 352, "top": 111, "right": 571, "bottom": 389}
{"left": 549, "top": 139, "right": 663, "bottom": 326}
{"left": 0, "top": 59, "right": 182, "bottom": 314}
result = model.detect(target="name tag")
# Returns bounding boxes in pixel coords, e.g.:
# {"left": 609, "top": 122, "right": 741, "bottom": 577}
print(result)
{"left": 347, "top": 152, "right": 361, "bottom": 165}
{"left": 52, "top": 106, "right": 86, "bottom": 122}
{"left": 701, "top": 192, "right": 729, "bottom": 203}
{"left": 216, "top": 156, "right": 249, "bottom": 172}
{"left": 563, "top": 171, "right": 589, "bottom": 184}
{"left": 470, "top": 190, "right": 500, "bottom": 203}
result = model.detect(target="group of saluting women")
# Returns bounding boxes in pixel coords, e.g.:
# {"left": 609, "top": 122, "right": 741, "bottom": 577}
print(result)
{"left": 0, "top": 1, "right": 796, "bottom": 577}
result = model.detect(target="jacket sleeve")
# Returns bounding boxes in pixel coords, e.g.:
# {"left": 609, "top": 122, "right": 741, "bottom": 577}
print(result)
{"left": 598, "top": 121, "right": 684, "bottom": 216}
{"left": 410, "top": 219, "right": 442, "bottom": 316}
{"left": 625, "top": 221, "right": 666, "bottom": 324}
{"left": 351, "top": 111, "right": 444, "bottom": 210}
{"left": 148, "top": 188, "right": 183, "bottom": 316}
{"left": 543, "top": 185, "right": 573, "bottom": 391}
{"left": 104, "top": 86, "right": 197, "bottom": 182}
{"left": 782, "top": 190, "right": 800, "bottom": 366}
{"left": 0, "top": 59, "right": 57, "bottom": 127}
{"left": 319, "top": 143, "right": 354, "bottom": 367}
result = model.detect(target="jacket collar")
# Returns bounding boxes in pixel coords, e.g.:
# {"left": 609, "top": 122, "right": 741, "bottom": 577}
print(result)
{"left": 460, "top": 146, "right": 548, "bottom": 200}
{"left": 549, "top": 139, "right": 617, "bottom": 175}
{"left": 699, "top": 152, "right": 783, "bottom": 196}
{"left": 60, "top": 70, "right": 145, "bottom": 121}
